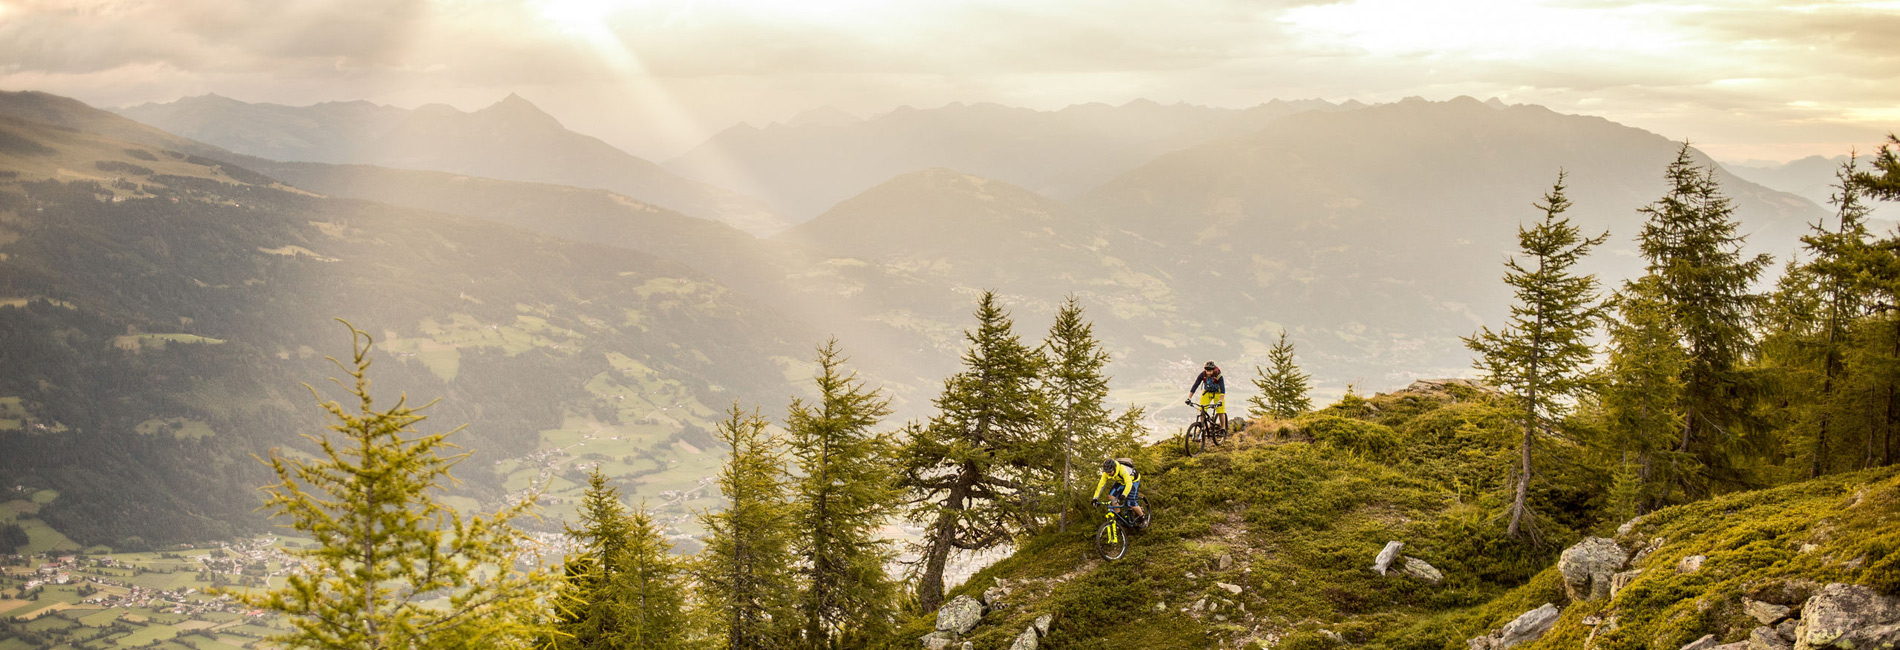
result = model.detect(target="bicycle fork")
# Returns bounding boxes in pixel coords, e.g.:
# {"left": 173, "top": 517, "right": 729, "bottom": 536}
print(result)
{"left": 1104, "top": 512, "right": 1120, "bottom": 543}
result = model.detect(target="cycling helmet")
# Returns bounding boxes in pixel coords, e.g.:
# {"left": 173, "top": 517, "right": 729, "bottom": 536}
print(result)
{"left": 1101, "top": 459, "right": 1117, "bottom": 473}
{"left": 1204, "top": 361, "right": 1217, "bottom": 370}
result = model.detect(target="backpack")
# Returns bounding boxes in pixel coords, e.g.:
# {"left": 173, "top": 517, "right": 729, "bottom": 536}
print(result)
{"left": 1115, "top": 458, "right": 1139, "bottom": 480}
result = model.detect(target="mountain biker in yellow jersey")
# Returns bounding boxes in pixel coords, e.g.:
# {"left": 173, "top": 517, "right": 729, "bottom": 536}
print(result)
{"left": 1187, "top": 360, "right": 1227, "bottom": 433}
{"left": 1091, "top": 458, "right": 1148, "bottom": 528}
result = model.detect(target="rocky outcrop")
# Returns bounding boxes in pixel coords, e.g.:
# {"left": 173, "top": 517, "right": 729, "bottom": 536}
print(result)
{"left": 1468, "top": 603, "right": 1561, "bottom": 650}
{"left": 1792, "top": 583, "right": 1900, "bottom": 649}
{"left": 1559, "top": 537, "right": 1628, "bottom": 601}
{"left": 1746, "top": 599, "right": 1794, "bottom": 625}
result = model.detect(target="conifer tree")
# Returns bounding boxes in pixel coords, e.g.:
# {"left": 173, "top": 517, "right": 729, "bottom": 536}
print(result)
{"left": 1249, "top": 331, "right": 1313, "bottom": 420}
{"left": 1039, "top": 295, "right": 1112, "bottom": 533}
{"left": 1598, "top": 276, "right": 1689, "bottom": 511}
{"left": 552, "top": 470, "right": 688, "bottom": 650}
{"left": 785, "top": 340, "right": 899, "bottom": 648}
{"left": 241, "top": 322, "right": 544, "bottom": 650}
{"left": 613, "top": 505, "right": 690, "bottom": 649}
{"left": 1852, "top": 134, "right": 1900, "bottom": 201}
{"left": 1636, "top": 144, "right": 1771, "bottom": 495}
{"left": 899, "top": 292, "right": 1049, "bottom": 611}
{"left": 697, "top": 405, "right": 796, "bottom": 650}
{"left": 1464, "top": 174, "right": 1607, "bottom": 538}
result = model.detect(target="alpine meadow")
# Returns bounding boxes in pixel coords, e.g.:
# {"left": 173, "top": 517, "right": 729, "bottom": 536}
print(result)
{"left": 3, "top": 2, "right": 1900, "bottom": 649}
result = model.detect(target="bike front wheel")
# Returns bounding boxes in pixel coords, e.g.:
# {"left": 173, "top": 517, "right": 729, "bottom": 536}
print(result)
{"left": 1095, "top": 519, "right": 1129, "bottom": 560}
{"left": 1184, "top": 422, "right": 1206, "bottom": 456}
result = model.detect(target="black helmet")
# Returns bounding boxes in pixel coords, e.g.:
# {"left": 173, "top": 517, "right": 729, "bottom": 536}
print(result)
{"left": 1101, "top": 459, "right": 1117, "bottom": 473}
{"left": 1204, "top": 360, "right": 1217, "bottom": 370}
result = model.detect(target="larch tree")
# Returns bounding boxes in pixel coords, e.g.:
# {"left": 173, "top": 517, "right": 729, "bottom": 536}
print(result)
{"left": 1249, "top": 331, "right": 1313, "bottom": 420}
{"left": 240, "top": 322, "right": 544, "bottom": 650}
{"left": 697, "top": 405, "right": 797, "bottom": 650}
{"left": 785, "top": 340, "right": 900, "bottom": 649}
{"left": 899, "top": 291, "right": 1049, "bottom": 612}
{"left": 1464, "top": 173, "right": 1608, "bottom": 539}
{"left": 1636, "top": 144, "right": 1771, "bottom": 496}
{"left": 552, "top": 470, "right": 689, "bottom": 650}
{"left": 1039, "top": 295, "right": 1112, "bottom": 533}
{"left": 1598, "top": 276, "right": 1689, "bottom": 513}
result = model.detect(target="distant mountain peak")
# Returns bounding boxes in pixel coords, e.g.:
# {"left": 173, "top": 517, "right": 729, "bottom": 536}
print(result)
{"left": 785, "top": 106, "right": 861, "bottom": 128}
{"left": 475, "top": 93, "right": 562, "bottom": 129}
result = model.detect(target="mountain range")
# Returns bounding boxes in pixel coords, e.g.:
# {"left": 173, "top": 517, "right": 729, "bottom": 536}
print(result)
{"left": 0, "top": 88, "right": 1843, "bottom": 551}
{"left": 116, "top": 94, "right": 791, "bottom": 235}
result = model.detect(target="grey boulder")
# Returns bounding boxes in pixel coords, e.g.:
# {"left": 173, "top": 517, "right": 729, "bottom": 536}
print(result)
{"left": 1793, "top": 583, "right": 1900, "bottom": 649}
{"left": 1008, "top": 627, "right": 1038, "bottom": 650}
{"left": 1559, "top": 537, "right": 1628, "bottom": 601}
{"left": 1745, "top": 599, "right": 1793, "bottom": 625}
{"left": 1400, "top": 556, "right": 1445, "bottom": 583}
{"left": 936, "top": 595, "right": 984, "bottom": 635}
{"left": 1468, "top": 603, "right": 1562, "bottom": 650}
{"left": 1374, "top": 541, "right": 1405, "bottom": 575}
{"left": 920, "top": 631, "right": 956, "bottom": 650}
{"left": 1750, "top": 626, "right": 1792, "bottom": 650}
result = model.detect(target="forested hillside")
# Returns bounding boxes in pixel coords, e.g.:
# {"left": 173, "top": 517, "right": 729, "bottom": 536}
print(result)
{"left": 0, "top": 109, "right": 810, "bottom": 549}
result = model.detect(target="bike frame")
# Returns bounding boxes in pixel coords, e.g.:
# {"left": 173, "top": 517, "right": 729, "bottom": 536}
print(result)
{"left": 1101, "top": 498, "right": 1140, "bottom": 544}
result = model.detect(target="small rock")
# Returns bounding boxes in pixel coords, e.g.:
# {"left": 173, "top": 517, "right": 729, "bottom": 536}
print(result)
{"left": 1374, "top": 541, "right": 1405, "bottom": 575}
{"left": 1192, "top": 597, "right": 1207, "bottom": 613}
{"left": 1217, "top": 554, "right": 1234, "bottom": 571}
{"left": 1799, "top": 543, "right": 1819, "bottom": 554}
{"left": 1154, "top": 602, "right": 1167, "bottom": 613}
{"left": 936, "top": 595, "right": 984, "bottom": 634}
{"left": 983, "top": 584, "right": 1012, "bottom": 608}
{"left": 1792, "top": 582, "right": 1900, "bottom": 649}
{"left": 1186, "top": 571, "right": 1198, "bottom": 579}
{"left": 1748, "top": 626, "right": 1791, "bottom": 650}
{"left": 1679, "top": 634, "right": 1719, "bottom": 650}
{"left": 1033, "top": 614, "right": 1052, "bottom": 636}
{"left": 1611, "top": 569, "right": 1643, "bottom": 598}
{"left": 1677, "top": 555, "right": 1707, "bottom": 574}
{"left": 1468, "top": 603, "right": 1562, "bottom": 650}
{"left": 1400, "top": 556, "right": 1445, "bottom": 583}
{"left": 1322, "top": 629, "right": 1344, "bottom": 642}
{"left": 1559, "top": 537, "right": 1629, "bottom": 601}
{"left": 920, "top": 631, "right": 956, "bottom": 650}
{"left": 1217, "top": 581, "right": 1243, "bottom": 595}
{"left": 1774, "top": 619, "right": 1796, "bottom": 641}
{"left": 1744, "top": 599, "right": 1792, "bottom": 625}
{"left": 1712, "top": 644, "right": 1749, "bottom": 650}
{"left": 1008, "top": 627, "right": 1038, "bottom": 650}
{"left": 1616, "top": 516, "right": 1644, "bottom": 537}
{"left": 1633, "top": 537, "right": 1668, "bottom": 565}
{"left": 960, "top": 643, "right": 973, "bottom": 650}
{"left": 1214, "top": 613, "right": 1228, "bottom": 621}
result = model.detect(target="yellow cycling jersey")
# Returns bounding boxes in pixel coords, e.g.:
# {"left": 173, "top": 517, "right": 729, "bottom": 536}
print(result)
{"left": 1093, "top": 461, "right": 1137, "bottom": 500}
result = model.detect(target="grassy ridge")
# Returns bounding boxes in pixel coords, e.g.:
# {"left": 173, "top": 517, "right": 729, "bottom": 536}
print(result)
{"left": 895, "top": 384, "right": 1900, "bottom": 649}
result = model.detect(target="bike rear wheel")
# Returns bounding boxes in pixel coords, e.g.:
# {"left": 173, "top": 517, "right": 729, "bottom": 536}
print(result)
{"left": 1095, "top": 519, "right": 1128, "bottom": 560}
{"left": 1184, "top": 421, "right": 1206, "bottom": 456}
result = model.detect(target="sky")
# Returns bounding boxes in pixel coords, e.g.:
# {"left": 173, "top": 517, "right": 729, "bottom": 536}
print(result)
{"left": 0, "top": 0, "right": 1896, "bottom": 162}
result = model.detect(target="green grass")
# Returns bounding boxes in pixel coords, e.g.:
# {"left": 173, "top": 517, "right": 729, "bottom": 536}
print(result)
{"left": 113, "top": 624, "right": 180, "bottom": 647}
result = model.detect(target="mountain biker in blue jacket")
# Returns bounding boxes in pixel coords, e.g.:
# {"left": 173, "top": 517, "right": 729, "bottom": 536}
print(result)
{"left": 1187, "top": 360, "right": 1227, "bottom": 433}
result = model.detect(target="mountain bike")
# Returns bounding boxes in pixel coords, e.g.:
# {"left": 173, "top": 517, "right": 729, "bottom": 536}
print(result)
{"left": 1093, "top": 494, "right": 1149, "bottom": 561}
{"left": 1182, "top": 399, "right": 1229, "bottom": 456}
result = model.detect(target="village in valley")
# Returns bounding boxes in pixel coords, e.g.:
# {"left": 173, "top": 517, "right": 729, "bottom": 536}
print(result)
{"left": 1, "top": 535, "right": 298, "bottom": 650}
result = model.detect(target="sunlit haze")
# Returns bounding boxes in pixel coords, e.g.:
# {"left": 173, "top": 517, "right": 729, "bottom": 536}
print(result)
{"left": 3, "top": 0, "right": 1895, "bottom": 161}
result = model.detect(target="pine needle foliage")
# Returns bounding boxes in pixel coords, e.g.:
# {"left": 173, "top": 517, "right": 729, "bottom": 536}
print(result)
{"left": 697, "top": 404, "right": 797, "bottom": 650}
{"left": 899, "top": 291, "right": 1050, "bottom": 612}
{"left": 240, "top": 321, "right": 545, "bottom": 650}
{"left": 1039, "top": 295, "right": 1114, "bottom": 533}
{"left": 1249, "top": 331, "right": 1314, "bottom": 420}
{"left": 551, "top": 470, "right": 688, "bottom": 650}
{"left": 1636, "top": 144, "right": 1772, "bottom": 496}
{"left": 1852, "top": 134, "right": 1900, "bottom": 201}
{"left": 786, "top": 340, "right": 900, "bottom": 649}
{"left": 1596, "top": 276, "right": 1690, "bottom": 511}
{"left": 1464, "top": 173, "right": 1608, "bottom": 539}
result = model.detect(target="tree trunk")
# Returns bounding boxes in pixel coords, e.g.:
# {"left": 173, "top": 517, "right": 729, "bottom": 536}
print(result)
{"left": 916, "top": 478, "right": 968, "bottom": 613}
{"left": 1507, "top": 399, "right": 1533, "bottom": 538}
{"left": 1060, "top": 398, "right": 1073, "bottom": 533}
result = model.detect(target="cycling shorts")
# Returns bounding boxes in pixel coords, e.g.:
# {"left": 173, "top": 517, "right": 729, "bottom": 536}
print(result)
{"left": 1199, "top": 391, "right": 1226, "bottom": 415}
{"left": 1109, "top": 479, "right": 1140, "bottom": 503}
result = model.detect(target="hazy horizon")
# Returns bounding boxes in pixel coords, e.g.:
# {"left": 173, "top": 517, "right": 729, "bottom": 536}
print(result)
{"left": 5, "top": 0, "right": 1896, "bottom": 163}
